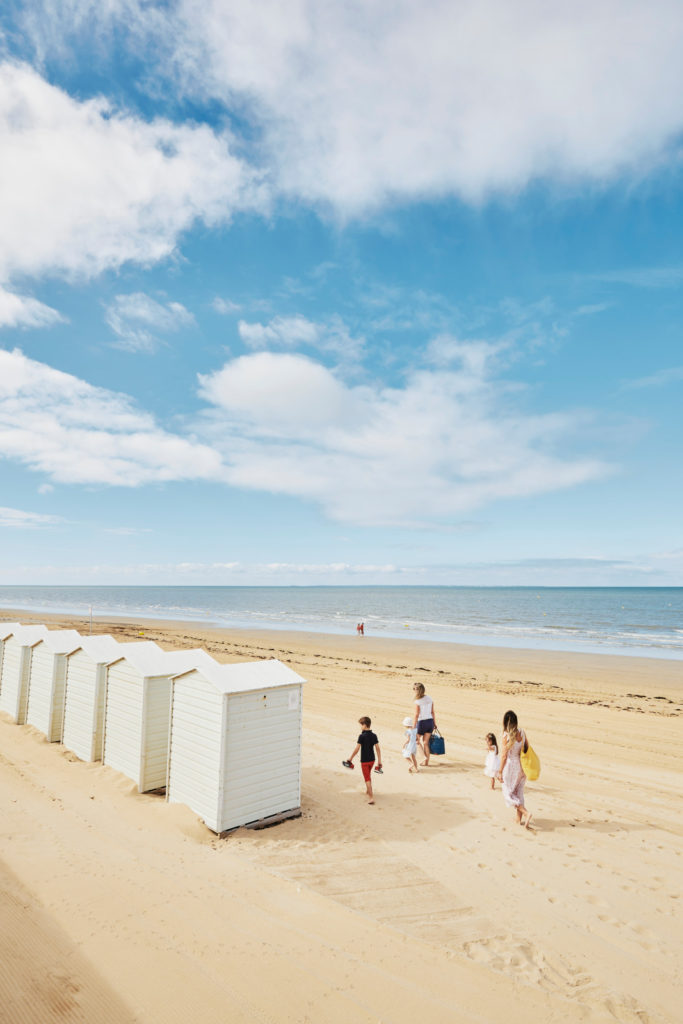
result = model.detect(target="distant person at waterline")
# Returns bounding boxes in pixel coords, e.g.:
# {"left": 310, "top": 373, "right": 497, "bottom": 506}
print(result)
{"left": 412, "top": 683, "right": 437, "bottom": 766}
{"left": 497, "top": 710, "right": 533, "bottom": 829}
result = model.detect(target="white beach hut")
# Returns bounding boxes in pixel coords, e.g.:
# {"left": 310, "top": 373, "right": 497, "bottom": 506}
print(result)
{"left": 62, "top": 638, "right": 159, "bottom": 763}
{"left": 102, "top": 646, "right": 217, "bottom": 792}
{"left": 0, "top": 625, "right": 49, "bottom": 723}
{"left": 167, "top": 659, "right": 305, "bottom": 834}
{"left": 0, "top": 622, "right": 22, "bottom": 642}
{"left": 0, "top": 621, "right": 21, "bottom": 684}
{"left": 25, "top": 629, "right": 82, "bottom": 740}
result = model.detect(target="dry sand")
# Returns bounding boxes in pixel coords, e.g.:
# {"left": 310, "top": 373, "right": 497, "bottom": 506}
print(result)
{"left": 0, "top": 609, "right": 681, "bottom": 1023}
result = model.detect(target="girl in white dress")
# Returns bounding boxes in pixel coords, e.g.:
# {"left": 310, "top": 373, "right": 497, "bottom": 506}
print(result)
{"left": 402, "top": 715, "right": 419, "bottom": 773}
{"left": 497, "top": 709, "right": 533, "bottom": 829}
{"left": 484, "top": 732, "right": 500, "bottom": 789}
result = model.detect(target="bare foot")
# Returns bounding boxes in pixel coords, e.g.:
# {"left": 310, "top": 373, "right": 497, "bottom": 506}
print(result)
{"left": 523, "top": 812, "right": 534, "bottom": 830}
{"left": 368, "top": 799, "right": 375, "bottom": 804}
{"left": 420, "top": 760, "right": 429, "bottom": 767}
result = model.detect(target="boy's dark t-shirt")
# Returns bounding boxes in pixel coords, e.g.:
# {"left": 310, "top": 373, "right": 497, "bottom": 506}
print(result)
{"left": 357, "top": 730, "right": 379, "bottom": 763}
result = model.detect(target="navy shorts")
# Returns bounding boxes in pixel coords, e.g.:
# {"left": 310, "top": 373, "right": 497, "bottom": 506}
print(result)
{"left": 417, "top": 718, "right": 434, "bottom": 735}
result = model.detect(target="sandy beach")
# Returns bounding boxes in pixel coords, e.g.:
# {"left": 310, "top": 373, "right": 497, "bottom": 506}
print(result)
{"left": 0, "top": 610, "right": 681, "bottom": 1023}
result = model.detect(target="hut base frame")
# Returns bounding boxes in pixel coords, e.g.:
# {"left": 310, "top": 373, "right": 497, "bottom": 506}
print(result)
{"left": 215, "top": 806, "right": 301, "bottom": 838}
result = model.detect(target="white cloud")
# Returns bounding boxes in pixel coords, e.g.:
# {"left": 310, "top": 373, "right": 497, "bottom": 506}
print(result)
{"left": 0, "top": 286, "right": 64, "bottom": 329}
{"left": 425, "top": 336, "right": 507, "bottom": 375}
{"left": 197, "top": 347, "right": 608, "bottom": 526}
{"left": 238, "top": 315, "right": 319, "bottom": 349}
{"left": 622, "top": 366, "right": 683, "bottom": 390}
{"left": 0, "top": 347, "right": 223, "bottom": 486}
{"left": 198, "top": 351, "right": 356, "bottom": 433}
{"left": 237, "top": 314, "right": 364, "bottom": 358}
{"left": 0, "top": 506, "right": 61, "bottom": 528}
{"left": 15, "top": 3, "right": 683, "bottom": 215}
{"left": 105, "top": 292, "right": 195, "bottom": 353}
{"left": 0, "top": 61, "right": 261, "bottom": 285}
{"left": 592, "top": 266, "right": 683, "bottom": 289}
{"left": 212, "top": 297, "right": 241, "bottom": 315}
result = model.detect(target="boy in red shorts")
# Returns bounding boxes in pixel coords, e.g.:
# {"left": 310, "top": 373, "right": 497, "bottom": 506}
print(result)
{"left": 344, "top": 716, "right": 382, "bottom": 804}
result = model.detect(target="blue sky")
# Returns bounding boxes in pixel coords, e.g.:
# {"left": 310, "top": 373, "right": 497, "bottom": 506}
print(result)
{"left": 0, "top": 1, "right": 681, "bottom": 586}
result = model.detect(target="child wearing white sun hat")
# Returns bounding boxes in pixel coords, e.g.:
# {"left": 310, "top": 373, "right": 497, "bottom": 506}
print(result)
{"left": 402, "top": 715, "right": 419, "bottom": 773}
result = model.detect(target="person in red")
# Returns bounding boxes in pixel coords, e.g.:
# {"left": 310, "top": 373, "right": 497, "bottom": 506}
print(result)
{"left": 343, "top": 716, "right": 382, "bottom": 804}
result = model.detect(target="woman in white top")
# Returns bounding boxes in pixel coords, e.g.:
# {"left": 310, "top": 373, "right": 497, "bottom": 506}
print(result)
{"left": 412, "top": 683, "right": 437, "bottom": 766}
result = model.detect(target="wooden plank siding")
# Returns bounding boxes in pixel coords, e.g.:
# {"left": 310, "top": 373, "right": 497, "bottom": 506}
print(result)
{"left": 0, "top": 639, "right": 28, "bottom": 722}
{"left": 16, "top": 649, "right": 32, "bottom": 725}
{"left": 103, "top": 661, "right": 144, "bottom": 786}
{"left": 140, "top": 677, "right": 172, "bottom": 792}
{"left": 167, "top": 673, "right": 223, "bottom": 830}
{"left": 25, "top": 643, "right": 56, "bottom": 738}
{"left": 220, "top": 686, "right": 302, "bottom": 832}
{"left": 63, "top": 650, "right": 100, "bottom": 762}
{"left": 92, "top": 665, "right": 107, "bottom": 761}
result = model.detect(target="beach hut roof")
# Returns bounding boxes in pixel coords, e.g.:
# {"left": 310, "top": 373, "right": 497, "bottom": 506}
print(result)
{"left": 34, "top": 629, "right": 82, "bottom": 655}
{"left": 6, "top": 624, "right": 50, "bottom": 646}
{"left": 108, "top": 644, "right": 215, "bottom": 678}
{"left": 71, "top": 634, "right": 122, "bottom": 663}
{"left": 0, "top": 622, "right": 22, "bottom": 640}
{"left": 175, "top": 658, "right": 305, "bottom": 695}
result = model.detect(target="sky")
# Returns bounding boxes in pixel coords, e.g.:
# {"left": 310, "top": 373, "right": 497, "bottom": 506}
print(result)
{"left": 0, "top": 0, "right": 681, "bottom": 587}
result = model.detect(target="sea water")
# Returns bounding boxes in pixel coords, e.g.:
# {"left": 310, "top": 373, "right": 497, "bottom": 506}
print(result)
{"left": 0, "top": 585, "right": 681, "bottom": 659}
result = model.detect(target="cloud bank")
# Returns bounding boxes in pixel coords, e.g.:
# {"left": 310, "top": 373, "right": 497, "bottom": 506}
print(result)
{"left": 198, "top": 345, "right": 607, "bottom": 526}
{"left": 0, "top": 345, "right": 608, "bottom": 525}
{"left": 13, "top": 2, "right": 683, "bottom": 216}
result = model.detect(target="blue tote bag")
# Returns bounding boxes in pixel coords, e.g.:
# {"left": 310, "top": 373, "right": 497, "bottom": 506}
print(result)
{"left": 429, "top": 729, "right": 445, "bottom": 756}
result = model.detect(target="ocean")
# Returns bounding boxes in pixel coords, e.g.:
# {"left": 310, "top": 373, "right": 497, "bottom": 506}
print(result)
{"left": 0, "top": 585, "right": 681, "bottom": 659}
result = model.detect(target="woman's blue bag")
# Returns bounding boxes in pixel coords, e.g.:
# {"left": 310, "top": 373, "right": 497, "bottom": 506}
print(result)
{"left": 429, "top": 729, "right": 445, "bottom": 755}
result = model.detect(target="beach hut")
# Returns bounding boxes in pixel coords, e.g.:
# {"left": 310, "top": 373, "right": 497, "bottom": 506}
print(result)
{"left": 102, "top": 646, "right": 217, "bottom": 792}
{"left": 62, "top": 638, "right": 159, "bottom": 763}
{"left": 25, "top": 629, "right": 82, "bottom": 740}
{"left": 0, "top": 621, "right": 21, "bottom": 690}
{"left": 167, "top": 659, "right": 305, "bottom": 834}
{"left": 0, "top": 625, "right": 49, "bottom": 723}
